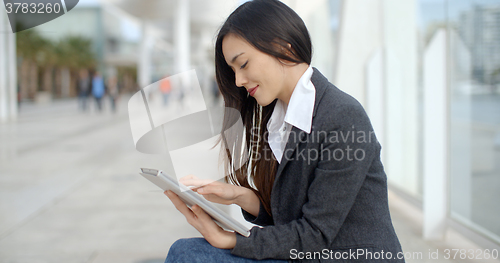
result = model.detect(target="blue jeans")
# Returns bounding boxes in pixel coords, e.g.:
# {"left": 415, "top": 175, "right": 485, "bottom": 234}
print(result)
{"left": 165, "top": 238, "right": 289, "bottom": 263}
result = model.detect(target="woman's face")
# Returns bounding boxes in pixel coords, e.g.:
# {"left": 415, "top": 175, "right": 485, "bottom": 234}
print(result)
{"left": 222, "top": 33, "right": 289, "bottom": 106}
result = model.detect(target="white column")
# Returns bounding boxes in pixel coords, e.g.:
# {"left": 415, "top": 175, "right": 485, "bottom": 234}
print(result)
{"left": 294, "top": 0, "right": 334, "bottom": 80}
{"left": 8, "top": 15, "right": 17, "bottom": 120}
{"left": 449, "top": 29, "right": 472, "bottom": 223}
{"left": 382, "top": 0, "right": 419, "bottom": 196}
{"left": 175, "top": 0, "right": 190, "bottom": 73}
{"left": 384, "top": 50, "right": 405, "bottom": 188}
{"left": 365, "top": 48, "right": 386, "bottom": 162}
{"left": 423, "top": 29, "right": 448, "bottom": 240}
{"left": 0, "top": 7, "right": 9, "bottom": 122}
{"left": 334, "top": 0, "right": 383, "bottom": 105}
{"left": 138, "top": 22, "right": 153, "bottom": 89}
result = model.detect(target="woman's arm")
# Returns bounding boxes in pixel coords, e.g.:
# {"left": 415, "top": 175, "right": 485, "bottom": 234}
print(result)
{"left": 178, "top": 176, "right": 261, "bottom": 217}
{"left": 165, "top": 190, "right": 237, "bottom": 249}
{"left": 231, "top": 103, "right": 383, "bottom": 260}
{"left": 234, "top": 186, "right": 260, "bottom": 217}
{"left": 165, "top": 179, "right": 267, "bottom": 249}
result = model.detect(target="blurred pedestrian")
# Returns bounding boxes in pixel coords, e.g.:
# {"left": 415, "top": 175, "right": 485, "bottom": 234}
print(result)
{"left": 92, "top": 72, "right": 105, "bottom": 112}
{"left": 78, "top": 69, "right": 91, "bottom": 111}
{"left": 160, "top": 75, "right": 171, "bottom": 106}
{"left": 107, "top": 76, "right": 119, "bottom": 113}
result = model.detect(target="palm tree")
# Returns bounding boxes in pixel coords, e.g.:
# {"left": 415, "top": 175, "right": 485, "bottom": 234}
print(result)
{"left": 17, "top": 31, "right": 97, "bottom": 99}
{"left": 16, "top": 30, "right": 49, "bottom": 100}
{"left": 37, "top": 40, "right": 59, "bottom": 94}
{"left": 58, "top": 36, "right": 96, "bottom": 69}
{"left": 54, "top": 36, "right": 96, "bottom": 97}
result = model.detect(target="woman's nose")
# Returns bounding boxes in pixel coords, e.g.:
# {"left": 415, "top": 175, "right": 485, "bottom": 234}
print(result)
{"left": 235, "top": 71, "right": 248, "bottom": 88}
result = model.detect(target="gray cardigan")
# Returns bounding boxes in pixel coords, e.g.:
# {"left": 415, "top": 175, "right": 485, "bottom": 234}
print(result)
{"left": 230, "top": 68, "right": 404, "bottom": 262}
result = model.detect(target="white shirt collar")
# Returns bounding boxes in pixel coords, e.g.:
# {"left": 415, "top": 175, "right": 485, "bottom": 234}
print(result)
{"left": 266, "top": 66, "right": 316, "bottom": 162}
{"left": 267, "top": 66, "right": 315, "bottom": 133}
{"left": 284, "top": 66, "right": 315, "bottom": 133}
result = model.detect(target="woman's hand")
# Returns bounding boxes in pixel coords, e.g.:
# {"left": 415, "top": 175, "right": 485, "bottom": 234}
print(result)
{"left": 179, "top": 175, "right": 243, "bottom": 205}
{"left": 164, "top": 190, "right": 237, "bottom": 249}
{"left": 179, "top": 175, "right": 261, "bottom": 217}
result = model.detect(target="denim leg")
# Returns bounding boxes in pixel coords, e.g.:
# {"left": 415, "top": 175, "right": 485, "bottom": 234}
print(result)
{"left": 165, "top": 238, "right": 288, "bottom": 263}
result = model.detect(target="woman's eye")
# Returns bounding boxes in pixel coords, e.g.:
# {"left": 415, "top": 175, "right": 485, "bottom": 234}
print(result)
{"left": 240, "top": 61, "right": 248, "bottom": 69}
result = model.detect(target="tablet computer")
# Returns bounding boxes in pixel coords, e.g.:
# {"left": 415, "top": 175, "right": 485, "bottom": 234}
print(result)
{"left": 139, "top": 168, "right": 251, "bottom": 237}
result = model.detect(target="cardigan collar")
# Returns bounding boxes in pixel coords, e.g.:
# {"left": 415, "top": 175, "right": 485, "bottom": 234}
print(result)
{"left": 274, "top": 67, "right": 331, "bottom": 181}
{"left": 311, "top": 67, "right": 329, "bottom": 118}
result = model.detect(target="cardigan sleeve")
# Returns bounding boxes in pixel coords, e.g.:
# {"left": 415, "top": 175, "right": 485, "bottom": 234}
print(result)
{"left": 241, "top": 200, "right": 274, "bottom": 226}
{"left": 230, "top": 103, "right": 380, "bottom": 260}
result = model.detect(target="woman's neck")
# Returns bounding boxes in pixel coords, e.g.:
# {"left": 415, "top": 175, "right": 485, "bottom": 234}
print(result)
{"left": 278, "top": 63, "right": 310, "bottom": 106}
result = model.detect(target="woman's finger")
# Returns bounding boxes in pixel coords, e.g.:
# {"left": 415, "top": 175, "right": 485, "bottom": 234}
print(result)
{"left": 190, "top": 205, "right": 223, "bottom": 232}
{"left": 179, "top": 178, "right": 218, "bottom": 188}
{"left": 190, "top": 205, "right": 212, "bottom": 221}
{"left": 164, "top": 190, "right": 196, "bottom": 220}
{"left": 196, "top": 184, "right": 223, "bottom": 195}
{"left": 165, "top": 191, "right": 229, "bottom": 242}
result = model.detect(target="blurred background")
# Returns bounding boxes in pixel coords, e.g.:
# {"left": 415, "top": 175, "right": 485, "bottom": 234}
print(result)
{"left": 0, "top": 0, "right": 499, "bottom": 262}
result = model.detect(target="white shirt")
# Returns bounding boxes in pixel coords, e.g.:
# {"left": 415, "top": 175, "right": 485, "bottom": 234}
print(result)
{"left": 267, "top": 66, "right": 316, "bottom": 163}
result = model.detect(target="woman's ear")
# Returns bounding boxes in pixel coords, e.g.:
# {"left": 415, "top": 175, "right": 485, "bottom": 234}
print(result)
{"left": 273, "top": 39, "right": 298, "bottom": 64}
{"left": 283, "top": 43, "right": 298, "bottom": 62}
{"left": 280, "top": 43, "right": 293, "bottom": 56}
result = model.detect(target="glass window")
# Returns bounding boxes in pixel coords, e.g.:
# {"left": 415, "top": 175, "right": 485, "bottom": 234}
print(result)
{"left": 448, "top": 0, "right": 500, "bottom": 244}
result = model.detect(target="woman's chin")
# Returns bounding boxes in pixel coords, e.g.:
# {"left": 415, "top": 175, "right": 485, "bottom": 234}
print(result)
{"left": 256, "top": 98, "right": 273, "bottom": 107}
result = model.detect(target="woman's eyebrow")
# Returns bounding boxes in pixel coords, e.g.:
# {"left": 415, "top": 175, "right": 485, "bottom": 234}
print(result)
{"left": 231, "top": 52, "right": 245, "bottom": 63}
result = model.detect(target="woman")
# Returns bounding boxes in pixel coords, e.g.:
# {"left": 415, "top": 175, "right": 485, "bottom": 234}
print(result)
{"left": 164, "top": 0, "right": 404, "bottom": 262}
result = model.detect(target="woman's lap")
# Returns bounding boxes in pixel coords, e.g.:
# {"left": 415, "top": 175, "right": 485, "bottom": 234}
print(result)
{"left": 165, "top": 238, "right": 288, "bottom": 263}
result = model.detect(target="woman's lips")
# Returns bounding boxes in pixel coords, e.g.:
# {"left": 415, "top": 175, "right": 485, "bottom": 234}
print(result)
{"left": 248, "top": 85, "right": 259, "bottom": 96}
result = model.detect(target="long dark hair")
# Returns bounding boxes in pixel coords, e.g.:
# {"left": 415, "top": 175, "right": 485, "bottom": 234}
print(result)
{"left": 215, "top": 0, "right": 312, "bottom": 216}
